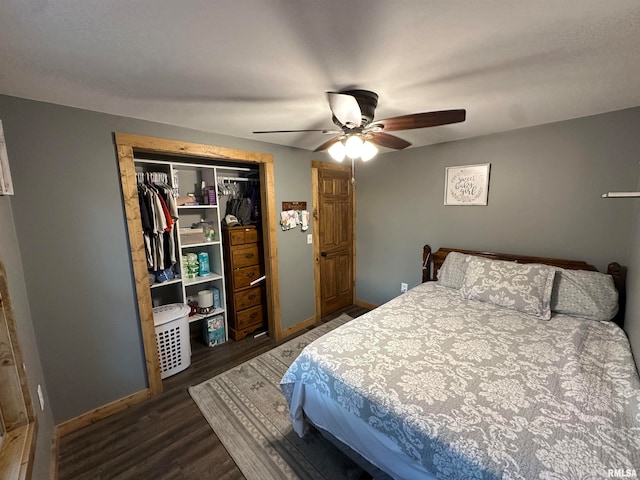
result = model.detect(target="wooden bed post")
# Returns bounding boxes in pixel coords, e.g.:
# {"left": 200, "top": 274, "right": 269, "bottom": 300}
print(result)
{"left": 608, "top": 262, "right": 627, "bottom": 328}
{"left": 422, "top": 245, "right": 432, "bottom": 283}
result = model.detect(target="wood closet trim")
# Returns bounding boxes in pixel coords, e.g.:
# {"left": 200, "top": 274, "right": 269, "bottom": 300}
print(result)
{"left": 0, "top": 259, "right": 37, "bottom": 480}
{"left": 311, "top": 160, "right": 355, "bottom": 321}
{"left": 115, "top": 133, "right": 281, "bottom": 396}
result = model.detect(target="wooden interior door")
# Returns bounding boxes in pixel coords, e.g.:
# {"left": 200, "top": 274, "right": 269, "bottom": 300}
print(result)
{"left": 316, "top": 165, "right": 354, "bottom": 317}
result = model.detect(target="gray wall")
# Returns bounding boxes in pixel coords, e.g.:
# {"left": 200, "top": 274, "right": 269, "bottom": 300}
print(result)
{"left": 355, "top": 107, "right": 640, "bottom": 306}
{"left": 0, "top": 94, "right": 316, "bottom": 423}
{"left": 622, "top": 198, "right": 640, "bottom": 373}
{"left": 0, "top": 196, "right": 54, "bottom": 479}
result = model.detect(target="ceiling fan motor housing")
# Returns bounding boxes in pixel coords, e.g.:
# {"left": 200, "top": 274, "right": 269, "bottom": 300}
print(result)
{"left": 342, "top": 89, "right": 379, "bottom": 125}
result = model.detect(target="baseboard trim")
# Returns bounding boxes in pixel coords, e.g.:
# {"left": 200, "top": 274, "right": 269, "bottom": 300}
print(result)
{"left": 55, "top": 388, "right": 150, "bottom": 439}
{"left": 354, "top": 298, "right": 378, "bottom": 310}
{"left": 280, "top": 315, "right": 317, "bottom": 339}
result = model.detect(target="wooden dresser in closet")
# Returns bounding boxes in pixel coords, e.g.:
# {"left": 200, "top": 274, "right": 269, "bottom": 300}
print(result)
{"left": 223, "top": 225, "right": 266, "bottom": 340}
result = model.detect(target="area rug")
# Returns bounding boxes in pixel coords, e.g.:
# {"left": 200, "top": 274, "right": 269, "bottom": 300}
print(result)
{"left": 189, "top": 313, "right": 364, "bottom": 480}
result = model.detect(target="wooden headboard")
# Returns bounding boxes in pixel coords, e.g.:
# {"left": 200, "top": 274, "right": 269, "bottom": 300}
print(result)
{"left": 422, "top": 245, "right": 627, "bottom": 328}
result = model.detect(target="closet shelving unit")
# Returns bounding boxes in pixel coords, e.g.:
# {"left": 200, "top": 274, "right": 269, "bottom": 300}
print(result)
{"left": 134, "top": 157, "right": 255, "bottom": 342}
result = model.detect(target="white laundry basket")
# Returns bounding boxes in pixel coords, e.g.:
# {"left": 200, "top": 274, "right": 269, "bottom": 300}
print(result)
{"left": 153, "top": 303, "right": 191, "bottom": 379}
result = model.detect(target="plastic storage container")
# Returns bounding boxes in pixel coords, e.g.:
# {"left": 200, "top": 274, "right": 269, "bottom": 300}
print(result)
{"left": 153, "top": 303, "right": 191, "bottom": 379}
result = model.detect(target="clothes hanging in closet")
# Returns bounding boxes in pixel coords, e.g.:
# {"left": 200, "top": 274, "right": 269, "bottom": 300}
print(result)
{"left": 223, "top": 179, "right": 260, "bottom": 225}
{"left": 137, "top": 181, "right": 179, "bottom": 273}
{"left": 244, "top": 181, "right": 261, "bottom": 223}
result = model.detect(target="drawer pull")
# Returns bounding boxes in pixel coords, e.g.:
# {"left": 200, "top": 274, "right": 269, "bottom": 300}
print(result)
{"left": 250, "top": 312, "right": 257, "bottom": 319}
{"left": 248, "top": 294, "right": 256, "bottom": 300}
{"left": 247, "top": 271, "right": 256, "bottom": 278}
{"left": 244, "top": 253, "right": 254, "bottom": 259}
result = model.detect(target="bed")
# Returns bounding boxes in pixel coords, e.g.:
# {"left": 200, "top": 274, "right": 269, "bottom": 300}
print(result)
{"left": 280, "top": 245, "right": 640, "bottom": 479}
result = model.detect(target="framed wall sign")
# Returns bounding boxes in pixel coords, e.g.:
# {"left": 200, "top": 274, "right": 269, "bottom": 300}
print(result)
{"left": 0, "top": 119, "right": 14, "bottom": 195}
{"left": 444, "top": 163, "right": 490, "bottom": 206}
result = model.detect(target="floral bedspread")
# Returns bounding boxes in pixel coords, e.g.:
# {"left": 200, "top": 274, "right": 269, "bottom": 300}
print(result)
{"left": 280, "top": 282, "right": 640, "bottom": 479}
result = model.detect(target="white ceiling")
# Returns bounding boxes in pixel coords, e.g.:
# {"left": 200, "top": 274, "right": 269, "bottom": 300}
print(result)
{"left": 1, "top": 1, "right": 639, "bottom": 152}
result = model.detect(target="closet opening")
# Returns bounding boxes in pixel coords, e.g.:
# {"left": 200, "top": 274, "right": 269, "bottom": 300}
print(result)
{"left": 116, "top": 133, "right": 281, "bottom": 396}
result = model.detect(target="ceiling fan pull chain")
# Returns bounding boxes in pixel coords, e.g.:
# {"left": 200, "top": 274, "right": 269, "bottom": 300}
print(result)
{"left": 351, "top": 156, "right": 355, "bottom": 185}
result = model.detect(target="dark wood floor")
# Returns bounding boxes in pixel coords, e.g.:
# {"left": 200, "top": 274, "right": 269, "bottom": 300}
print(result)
{"left": 57, "top": 305, "right": 369, "bottom": 480}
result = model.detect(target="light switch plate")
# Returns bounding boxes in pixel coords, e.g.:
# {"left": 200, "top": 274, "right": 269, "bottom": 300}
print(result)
{"left": 307, "top": 234, "right": 313, "bottom": 245}
{"left": 37, "top": 384, "right": 44, "bottom": 411}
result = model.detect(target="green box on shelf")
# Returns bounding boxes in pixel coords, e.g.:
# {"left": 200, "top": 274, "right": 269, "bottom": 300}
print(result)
{"left": 202, "top": 315, "right": 225, "bottom": 347}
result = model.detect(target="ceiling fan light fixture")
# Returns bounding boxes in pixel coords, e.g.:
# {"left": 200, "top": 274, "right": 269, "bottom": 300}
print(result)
{"left": 360, "top": 141, "right": 378, "bottom": 161}
{"left": 345, "top": 135, "right": 364, "bottom": 159}
{"left": 328, "top": 141, "right": 346, "bottom": 162}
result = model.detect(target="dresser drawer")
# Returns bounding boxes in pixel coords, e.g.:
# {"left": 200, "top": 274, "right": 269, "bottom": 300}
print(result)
{"left": 230, "top": 227, "right": 259, "bottom": 245}
{"left": 234, "top": 286, "right": 263, "bottom": 311}
{"left": 236, "top": 305, "right": 264, "bottom": 330}
{"left": 232, "top": 264, "right": 263, "bottom": 289}
{"left": 231, "top": 244, "right": 262, "bottom": 268}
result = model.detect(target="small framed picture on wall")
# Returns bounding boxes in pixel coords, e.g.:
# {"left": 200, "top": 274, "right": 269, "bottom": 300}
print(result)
{"left": 444, "top": 163, "right": 490, "bottom": 206}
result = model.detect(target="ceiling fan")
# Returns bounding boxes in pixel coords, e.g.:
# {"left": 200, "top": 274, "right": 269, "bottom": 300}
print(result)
{"left": 253, "top": 89, "right": 466, "bottom": 161}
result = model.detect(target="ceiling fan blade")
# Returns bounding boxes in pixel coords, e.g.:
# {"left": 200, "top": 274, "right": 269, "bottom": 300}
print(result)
{"left": 374, "top": 109, "right": 466, "bottom": 132}
{"left": 368, "top": 132, "right": 412, "bottom": 150}
{"left": 314, "top": 137, "right": 341, "bottom": 152}
{"left": 327, "top": 92, "right": 362, "bottom": 127}
{"left": 253, "top": 128, "right": 340, "bottom": 134}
